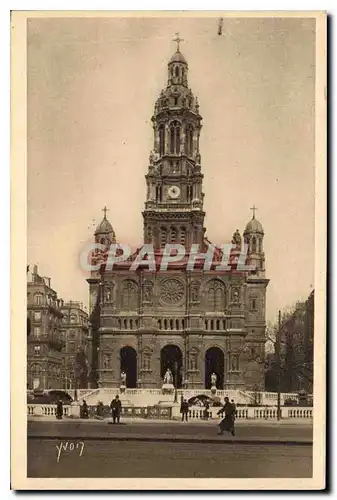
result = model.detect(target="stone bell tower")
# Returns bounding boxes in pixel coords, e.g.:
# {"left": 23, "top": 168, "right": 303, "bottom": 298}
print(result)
{"left": 143, "top": 35, "right": 206, "bottom": 250}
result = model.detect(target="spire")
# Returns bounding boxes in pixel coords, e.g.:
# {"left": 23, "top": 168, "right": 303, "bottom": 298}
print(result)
{"left": 250, "top": 205, "right": 257, "bottom": 219}
{"left": 173, "top": 32, "right": 184, "bottom": 52}
{"left": 102, "top": 205, "right": 109, "bottom": 220}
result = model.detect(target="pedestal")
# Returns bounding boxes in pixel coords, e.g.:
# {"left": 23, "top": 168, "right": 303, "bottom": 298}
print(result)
{"left": 210, "top": 385, "right": 217, "bottom": 395}
{"left": 70, "top": 401, "right": 81, "bottom": 419}
{"left": 120, "top": 384, "right": 126, "bottom": 394}
{"left": 162, "top": 383, "right": 174, "bottom": 395}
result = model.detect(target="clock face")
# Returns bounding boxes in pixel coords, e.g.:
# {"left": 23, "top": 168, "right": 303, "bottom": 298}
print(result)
{"left": 167, "top": 185, "right": 181, "bottom": 199}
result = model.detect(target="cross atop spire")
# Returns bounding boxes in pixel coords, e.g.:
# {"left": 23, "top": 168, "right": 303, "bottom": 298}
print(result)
{"left": 250, "top": 205, "right": 258, "bottom": 219}
{"left": 102, "top": 206, "right": 109, "bottom": 219}
{"left": 173, "top": 32, "right": 184, "bottom": 52}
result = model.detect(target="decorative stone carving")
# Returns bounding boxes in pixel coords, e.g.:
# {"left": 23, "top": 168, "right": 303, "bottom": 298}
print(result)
{"left": 159, "top": 278, "right": 184, "bottom": 306}
{"left": 232, "top": 287, "right": 240, "bottom": 303}
{"left": 231, "top": 229, "right": 242, "bottom": 247}
{"left": 190, "top": 281, "right": 200, "bottom": 303}
{"left": 189, "top": 349, "right": 198, "bottom": 371}
{"left": 143, "top": 280, "right": 154, "bottom": 304}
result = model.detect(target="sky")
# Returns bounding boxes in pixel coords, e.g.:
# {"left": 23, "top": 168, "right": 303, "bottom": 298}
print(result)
{"left": 27, "top": 15, "right": 315, "bottom": 322}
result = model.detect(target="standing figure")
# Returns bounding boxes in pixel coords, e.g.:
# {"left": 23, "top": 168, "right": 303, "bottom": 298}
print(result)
{"left": 180, "top": 399, "right": 190, "bottom": 422}
{"left": 120, "top": 371, "right": 127, "bottom": 386}
{"left": 164, "top": 368, "right": 173, "bottom": 385}
{"left": 204, "top": 401, "right": 210, "bottom": 420}
{"left": 56, "top": 399, "right": 63, "bottom": 420}
{"left": 110, "top": 395, "right": 122, "bottom": 424}
{"left": 217, "top": 397, "right": 236, "bottom": 436}
{"left": 81, "top": 400, "right": 89, "bottom": 419}
{"left": 211, "top": 372, "right": 217, "bottom": 388}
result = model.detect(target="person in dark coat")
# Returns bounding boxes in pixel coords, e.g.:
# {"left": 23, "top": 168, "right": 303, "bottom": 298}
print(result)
{"left": 81, "top": 400, "right": 89, "bottom": 419}
{"left": 110, "top": 395, "right": 122, "bottom": 424}
{"left": 217, "top": 397, "right": 235, "bottom": 436}
{"left": 56, "top": 400, "right": 63, "bottom": 420}
{"left": 96, "top": 401, "right": 104, "bottom": 419}
{"left": 204, "top": 401, "right": 210, "bottom": 420}
{"left": 180, "top": 399, "right": 189, "bottom": 422}
{"left": 231, "top": 399, "right": 237, "bottom": 423}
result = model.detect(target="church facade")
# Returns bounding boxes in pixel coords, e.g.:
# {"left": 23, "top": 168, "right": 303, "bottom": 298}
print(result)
{"left": 87, "top": 43, "right": 269, "bottom": 391}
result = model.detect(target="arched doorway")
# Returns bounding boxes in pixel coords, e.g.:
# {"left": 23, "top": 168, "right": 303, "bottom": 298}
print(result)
{"left": 205, "top": 347, "right": 225, "bottom": 389}
{"left": 120, "top": 346, "right": 137, "bottom": 388}
{"left": 160, "top": 344, "right": 183, "bottom": 388}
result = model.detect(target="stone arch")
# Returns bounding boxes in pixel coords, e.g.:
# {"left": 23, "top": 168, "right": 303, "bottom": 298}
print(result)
{"left": 120, "top": 346, "right": 137, "bottom": 388}
{"left": 204, "top": 346, "right": 225, "bottom": 389}
{"left": 160, "top": 344, "right": 183, "bottom": 388}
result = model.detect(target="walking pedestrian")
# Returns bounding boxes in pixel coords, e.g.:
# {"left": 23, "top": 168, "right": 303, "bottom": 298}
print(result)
{"left": 217, "top": 397, "right": 235, "bottom": 436}
{"left": 110, "top": 395, "right": 122, "bottom": 424}
{"left": 180, "top": 398, "right": 189, "bottom": 422}
{"left": 56, "top": 399, "right": 63, "bottom": 420}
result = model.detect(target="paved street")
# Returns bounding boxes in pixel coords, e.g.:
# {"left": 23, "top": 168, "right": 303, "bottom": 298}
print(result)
{"left": 27, "top": 420, "right": 312, "bottom": 478}
{"left": 28, "top": 419, "right": 313, "bottom": 443}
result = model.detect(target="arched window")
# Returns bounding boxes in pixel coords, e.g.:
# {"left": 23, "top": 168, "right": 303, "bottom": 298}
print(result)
{"left": 159, "top": 125, "right": 165, "bottom": 156}
{"left": 170, "top": 227, "right": 177, "bottom": 244}
{"left": 216, "top": 319, "right": 220, "bottom": 330}
{"left": 121, "top": 281, "right": 138, "bottom": 310}
{"left": 176, "top": 319, "right": 179, "bottom": 330}
{"left": 258, "top": 238, "right": 262, "bottom": 253}
{"left": 161, "top": 227, "right": 167, "bottom": 248}
{"left": 207, "top": 280, "right": 225, "bottom": 312}
{"left": 175, "top": 66, "right": 179, "bottom": 77}
{"left": 123, "top": 319, "right": 127, "bottom": 329}
{"left": 210, "top": 319, "right": 214, "bottom": 330}
{"left": 158, "top": 319, "right": 162, "bottom": 330}
{"left": 170, "top": 319, "right": 173, "bottom": 330}
{"left": 252, "top": 236, "right": 257, "bottom": 253}
{"left": 180, "top": 227, "right": 186, "bottom": 246}
{"left": 185, "top": 125, "right": 194, "bottom": 156}
{"left": 170, "top": 121, "right": 181, "bottom": 154}
{"left": 164, "top": 319, "right": 168, "bottom": 330}
{"left": 34, "top": 293, "right": 42, "bottom": 306}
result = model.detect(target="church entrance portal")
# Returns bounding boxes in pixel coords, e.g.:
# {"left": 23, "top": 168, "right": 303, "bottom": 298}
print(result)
{"left": 160, "top": 345, "right": 183, "bottom": 388}
{"left": 205, "top": 347, "right": 225, "bottom": 389}
{"left": 120, "top": 346, "right": 137, "bottom": 388}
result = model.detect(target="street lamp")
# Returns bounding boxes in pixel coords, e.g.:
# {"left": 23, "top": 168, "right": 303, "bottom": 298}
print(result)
{"left": 173, "top": 361, "right": 178, "bottom": 403}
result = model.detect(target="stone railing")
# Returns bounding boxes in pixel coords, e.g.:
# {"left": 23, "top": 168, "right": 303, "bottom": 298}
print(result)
{"left": 27, "top": 404, "right": 71, "bottom": 417}
{"left": 27, "top": 403, "right": 313, "bottom": 420}
{"left": 186, "top": 406, "right": 313, "bottom": 421}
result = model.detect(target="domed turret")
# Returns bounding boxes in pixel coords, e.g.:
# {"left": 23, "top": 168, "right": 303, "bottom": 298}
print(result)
{"left": 94, "top": 206, "right": 116, "bottom": 245}
{"left": 243, "top": 206, "right": 265, "bottom": 276}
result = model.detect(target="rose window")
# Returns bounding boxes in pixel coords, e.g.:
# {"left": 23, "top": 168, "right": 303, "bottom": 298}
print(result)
{"left": 160, "top": 279, "right": 184, "bottom": 305}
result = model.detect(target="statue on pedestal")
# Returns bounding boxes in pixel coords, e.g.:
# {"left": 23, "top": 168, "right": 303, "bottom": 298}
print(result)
{"left": 163, "top": 368, "right": 173, "bottom": 385}
{"left": 211, "top": 372, "right": 217, "bottom": 388}
{"left": 120, "top": 371, "right": 127, "bottom": 387}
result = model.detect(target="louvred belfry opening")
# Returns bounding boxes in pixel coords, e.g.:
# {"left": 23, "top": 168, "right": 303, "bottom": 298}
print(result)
{"left": 142, "top": 36, "right": 206, "bottom": 251}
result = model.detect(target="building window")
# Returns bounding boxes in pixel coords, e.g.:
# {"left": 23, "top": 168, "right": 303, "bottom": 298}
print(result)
{"left": 34, "top": 293, "right": 42, "bottom": 305}
{"left": 159, "top": 125, "right": 165, "bottom": 156}
{"left": 169, "top": 121, "right": 181, "bottom": 154}
{"left": 161, "top": 227, "right": 168, "bottom": 248}
{"left": 34, "top": 311, "right": 41, "bottom": 321}
{"left": 34, "top": 345, "right": 40, "bottom": 356}
{"left": 250, "top": 298, "right": 258, "bottom": 311}
{"left": 34, "top": 327, "right": 41, "bottom": 338}
{"left": 252, "top": 236, "right": 257, "bottom": 253}
{"left": 70, "top": 314, "right": 77, "bottom": 324}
